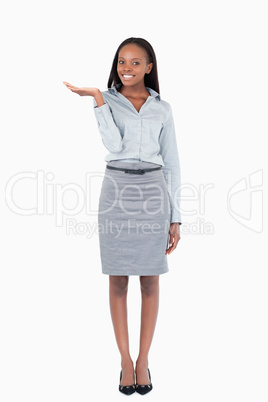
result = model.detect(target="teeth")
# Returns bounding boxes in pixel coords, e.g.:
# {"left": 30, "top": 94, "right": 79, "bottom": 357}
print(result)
{"left": 123, "top": 75, "right": 134, "bottom": 77}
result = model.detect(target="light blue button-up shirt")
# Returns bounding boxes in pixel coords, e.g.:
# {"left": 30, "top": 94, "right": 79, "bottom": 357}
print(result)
{"left": 92, "top": 83, "right": 182, "bottom": 224}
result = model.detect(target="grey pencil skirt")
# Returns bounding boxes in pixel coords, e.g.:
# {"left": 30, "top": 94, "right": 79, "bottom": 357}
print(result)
{"left": 98, "top": 160, "right": 171, "bottom": 276}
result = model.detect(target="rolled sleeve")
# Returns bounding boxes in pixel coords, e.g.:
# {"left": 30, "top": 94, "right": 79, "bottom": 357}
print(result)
{"left": 93, "top": 97, "right": 124, "bottom": 153}
{"left": 159, "top": 104, "right": 182, "bottom": 224}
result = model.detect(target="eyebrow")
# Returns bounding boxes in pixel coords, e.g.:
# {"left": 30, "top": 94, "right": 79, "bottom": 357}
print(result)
{"left": 118, "top": 57, "right": 142, "bottom": 60}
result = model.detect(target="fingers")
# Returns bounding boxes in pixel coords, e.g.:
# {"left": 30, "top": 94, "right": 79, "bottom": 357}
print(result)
{"left": 63, "top": 81, "right": 73, "bottom": 86}
{"left": 63, "top": 81, "right": 72, "bottom": 87}
{"left": 165, "top": 233, "right": 180, "bottom": 255}
{"left": 63, "top": 81, "right": 78, "bottom": 91}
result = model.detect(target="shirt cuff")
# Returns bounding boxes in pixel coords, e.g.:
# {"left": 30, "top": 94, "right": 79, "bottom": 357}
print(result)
{"left": 170, "top": 210, "right": 182, "bottom": 225}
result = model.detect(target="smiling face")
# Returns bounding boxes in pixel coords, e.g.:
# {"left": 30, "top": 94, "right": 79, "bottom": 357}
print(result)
{"left": 117, "top": 43, "right": 153, "bottom": 88}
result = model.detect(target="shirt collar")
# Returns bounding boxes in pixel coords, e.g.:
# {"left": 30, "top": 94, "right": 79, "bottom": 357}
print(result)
{"left": 109, "top": 82, "right": 161, "bottom": 100}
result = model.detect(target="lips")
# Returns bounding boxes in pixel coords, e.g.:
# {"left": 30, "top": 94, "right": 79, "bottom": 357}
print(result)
{"left": 122, "top": 74, "right": 135, "bottom": 79}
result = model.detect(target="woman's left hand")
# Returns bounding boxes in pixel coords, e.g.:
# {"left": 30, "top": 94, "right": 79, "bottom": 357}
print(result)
{"left": 165, "top": 223, "right": 181, "bottom": 255}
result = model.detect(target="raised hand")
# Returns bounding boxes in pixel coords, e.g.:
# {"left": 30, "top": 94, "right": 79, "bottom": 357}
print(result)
{"left": 62, "top": 81, "right": 99, "bottom": 97}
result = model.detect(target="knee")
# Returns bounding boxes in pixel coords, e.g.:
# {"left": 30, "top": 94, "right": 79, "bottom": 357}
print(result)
{"left": 109, "top": 275, "right": 129, "bottom": 296}
{"left": 140, "top": 275, "right": 159, "bottom": 296}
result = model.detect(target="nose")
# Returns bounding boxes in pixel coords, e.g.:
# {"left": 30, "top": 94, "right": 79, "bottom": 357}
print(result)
{"left": 122, "top": 63, "right": 132, "bottom": 71}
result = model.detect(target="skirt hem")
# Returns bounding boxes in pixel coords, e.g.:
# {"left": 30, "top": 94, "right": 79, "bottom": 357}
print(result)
{"left": 101, "top": 268, "right": 169, "bottom": 276}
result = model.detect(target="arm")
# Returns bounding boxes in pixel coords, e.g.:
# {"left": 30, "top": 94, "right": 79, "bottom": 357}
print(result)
{"left": 94, "top": 89, "right": 105, "bottom": 107}
{"left": 93, "top": 91, "right": 125, "bottom": 153}
{"left": 62, "top": 82, "right": 124, "bottom": 153}
{"left": 159, "top": 103, "right": 182, "bottom": 225}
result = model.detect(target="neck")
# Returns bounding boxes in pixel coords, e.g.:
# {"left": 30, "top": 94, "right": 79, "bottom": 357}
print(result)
{"left": 119, "top": 82, "right": 149, "bottom": 98}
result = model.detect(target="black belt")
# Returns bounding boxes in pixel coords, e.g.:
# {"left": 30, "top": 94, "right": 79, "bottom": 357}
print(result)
{"left": 106, "top": 165, "right": 162, "bottom": 175}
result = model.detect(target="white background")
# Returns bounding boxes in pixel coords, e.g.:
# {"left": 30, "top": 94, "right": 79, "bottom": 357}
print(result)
{"left": 1, "top": 0, "right": 267, "bottom": 401}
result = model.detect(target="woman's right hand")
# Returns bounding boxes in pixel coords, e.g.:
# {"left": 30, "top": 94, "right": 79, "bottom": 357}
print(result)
{"left": 63, "top": 81, "right": 99, "bottom": 97}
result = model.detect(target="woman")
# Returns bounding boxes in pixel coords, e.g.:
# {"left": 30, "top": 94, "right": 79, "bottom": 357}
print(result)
{"left": 63, "top": 37, "right": 182, "bottom": 395}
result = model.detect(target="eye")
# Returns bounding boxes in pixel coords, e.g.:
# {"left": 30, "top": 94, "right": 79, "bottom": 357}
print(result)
{"left": 118, "top": 60, "right": 124, "bottom": 64}
{"left": 133, "top": 62, "right": 140, "bottom": 65}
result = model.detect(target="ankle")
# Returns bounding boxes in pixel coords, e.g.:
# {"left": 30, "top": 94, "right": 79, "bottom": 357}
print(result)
{"left": 136, "top": 356, "right": 149, "bottom": 367}
{"left": 121, "top": 356, "right": 134, "bottom": 368}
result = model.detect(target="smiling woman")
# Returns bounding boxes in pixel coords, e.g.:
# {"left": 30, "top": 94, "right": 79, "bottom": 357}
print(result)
{"left": 63, "top": 36, "right": 182, "bottom": 396}
{"left": 115, "top": 44, "right": 154, "bottom": 111}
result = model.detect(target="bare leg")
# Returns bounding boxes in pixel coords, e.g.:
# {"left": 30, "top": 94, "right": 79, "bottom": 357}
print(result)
{"left": 135, "top": 275, "right": 159, "bottom": 384}
{"left": 109, "top": 275, "right": 135, "bottom": 386}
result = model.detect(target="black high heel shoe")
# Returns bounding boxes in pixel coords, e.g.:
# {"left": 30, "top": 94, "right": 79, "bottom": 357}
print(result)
{"left": 119, "top": 370, "right": 136, "bottom": 395}
{"left": 135, "top": 368, "right": 153, "bottom": 395}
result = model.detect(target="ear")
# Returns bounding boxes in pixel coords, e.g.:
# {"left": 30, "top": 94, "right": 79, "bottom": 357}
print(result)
{"left": 146, "top": 62, "right": 153, "bottom": 74}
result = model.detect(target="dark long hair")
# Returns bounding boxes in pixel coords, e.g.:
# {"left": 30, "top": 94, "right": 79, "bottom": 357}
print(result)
{"left": 107, "top": 37, "right": 160, "bottom": 94}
